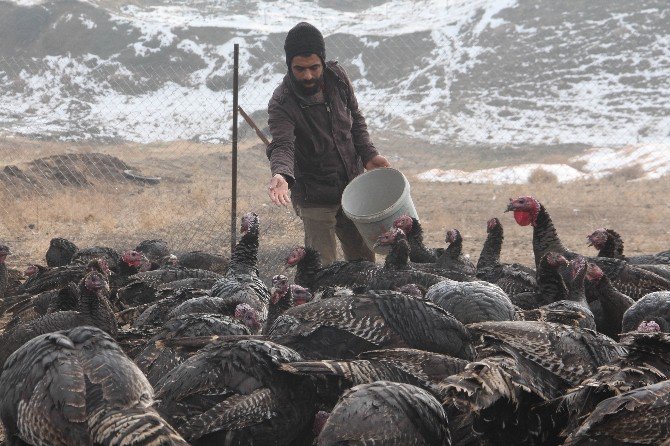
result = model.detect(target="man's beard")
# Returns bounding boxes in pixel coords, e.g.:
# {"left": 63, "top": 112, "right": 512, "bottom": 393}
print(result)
{"left": 290, "top": 72, "right": 324, "bottom": 96}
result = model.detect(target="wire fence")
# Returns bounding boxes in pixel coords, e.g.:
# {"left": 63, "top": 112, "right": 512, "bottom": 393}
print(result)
{"left": 0, "top": 32, "right": 668, "bottom": 275}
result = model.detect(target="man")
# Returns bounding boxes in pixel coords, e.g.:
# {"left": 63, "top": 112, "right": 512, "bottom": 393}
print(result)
{"left": 266, "top": 22, "right": 390, "bottom": 265}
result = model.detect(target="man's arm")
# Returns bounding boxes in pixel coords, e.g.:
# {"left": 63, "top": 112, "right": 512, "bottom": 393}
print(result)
{"left": 266, "top": 97, "right": 295, "bottom": 206}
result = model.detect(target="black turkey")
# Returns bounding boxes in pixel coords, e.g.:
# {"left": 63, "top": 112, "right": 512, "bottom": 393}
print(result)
{"left": 0, "top": 270, "right": 117, "bottom": 369}
{"left": 280, "top": 348, "right": 468, "bottom": 405}
{"left": 287, "top": 228, "right": 445, "bottom": 292}
{"left": 505, "top": 195, "right": 670, "bottom": 300}
{"left": 209, "top": 212, "right": 270, "bottom": 324}
{"left": 585, "top": 262, "right": 634, "bottom": 338}
{"left": 621, "top": 291, "right": 670, "bottom": 332}
{"left": 134, "top": 238, "right": 171, "bottom": 269}
{"left": 434, "top": 228, "right": 476, "bottom": 275}
{"left": 393, "top": 214, "right": 445, "bottom": 263}
{"left": 316, "top": 381, "right": 450, "bottom": 446}
{"left": 16, "top": 255, "right": 111, "bottom": 296}
{"left": 154, "top": 339, "right": 319, "bottom": 446}
{"left": 519, "top": 256, "right": 596, "bottom": 331}
{"left": 588, "top": 227, "right": 670, "bottom": 265}
{"left": 267, "top": 290, "right": 475, "bottom": 360}
{"left": 266, "top": 274, "right": 292, "bottom": 330}
{"left": 440, "top": 320, "right": 624, "bottom": 445}
{"left": 2, "top": 282, "right": 79, "bottom": 331}
{"left": 134, "top": 313, "right": 252, "bottom": 385}
{"left": 45, "top": 236, "right": 78, "bottom": 267}
{"left": 70, "top": 245, "right": 122, "bottom": 271}
{"left": 176, "top": 250, "right": 229, "bottom": 274}
{"left": 424, "top": 279, "right": 515, "bottom": 325}
{"left": 476, "top": 217, "right": 537, "bottom": 297}
{"left": 0, "top": 326, "right": 188, "bottom": 446}
{"left": 548, "top": 329, "right": 670, "bottom": 441}
{"left": 130, "top": 287, "right": 211, "bottom": 328}
{"left": 563, "top": 379, "right": 670, "bottom": 445}
{"left": 510, "top": 251, "right": 569, "bottom": 310}
{"left": 167, "top": 297, "right": 263, "bottom": 333}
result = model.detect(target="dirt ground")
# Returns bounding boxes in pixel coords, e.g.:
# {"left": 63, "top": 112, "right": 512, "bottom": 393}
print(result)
{"left": 0, "top": 136, "right": 668, "bottom": 280}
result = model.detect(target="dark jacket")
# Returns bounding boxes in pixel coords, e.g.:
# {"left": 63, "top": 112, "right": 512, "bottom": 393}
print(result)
{"left": 266, "top": 61, "right": 379, "bottom": 206}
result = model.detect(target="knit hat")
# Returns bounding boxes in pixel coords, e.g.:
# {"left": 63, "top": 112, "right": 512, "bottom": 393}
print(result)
{"left": 284, "top": 22, "right": 326, "bottom": 67}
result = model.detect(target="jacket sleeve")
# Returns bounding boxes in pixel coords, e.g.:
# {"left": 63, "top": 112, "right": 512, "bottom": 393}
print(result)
{"left": 266, "top": 95, "right": 296, "bottom": 187}
{"left": 340, "top": 68, "right": 379, "bottom": 165}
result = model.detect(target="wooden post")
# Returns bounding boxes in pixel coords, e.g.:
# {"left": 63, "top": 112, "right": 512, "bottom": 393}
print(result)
{"left": 238, "top": 106, "right": 270, "bottom": 147}
{"left": 231, "top": 43, "right": 239, "bottom": 254}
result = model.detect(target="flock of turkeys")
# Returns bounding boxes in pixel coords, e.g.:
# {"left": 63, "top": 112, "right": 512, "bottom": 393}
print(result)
{"left": 0, "top": 196, "right": 669, "bottom": 445}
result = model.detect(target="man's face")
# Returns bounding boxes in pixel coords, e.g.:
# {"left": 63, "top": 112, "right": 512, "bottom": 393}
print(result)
{"left": 291, "top": 54, "right": 324, "bottom": 95}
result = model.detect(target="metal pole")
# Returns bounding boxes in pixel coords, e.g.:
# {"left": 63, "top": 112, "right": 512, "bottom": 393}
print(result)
{"left": 231, "top": 43, "right": 239, "bottom": 254}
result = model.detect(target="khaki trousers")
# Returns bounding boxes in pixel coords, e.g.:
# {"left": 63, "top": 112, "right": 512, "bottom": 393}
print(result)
{"left": 294, "top": 203, "right": 376, "bottom": 266}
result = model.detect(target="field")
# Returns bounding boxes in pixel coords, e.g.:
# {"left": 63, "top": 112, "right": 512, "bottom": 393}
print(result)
{"left": 1, "top": 135, "right": 669, "bottom": 281}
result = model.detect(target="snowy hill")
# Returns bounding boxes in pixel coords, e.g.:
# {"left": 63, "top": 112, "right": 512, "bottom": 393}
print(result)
{"left": 0, "top": 0, "right": 668, "bottom": 146}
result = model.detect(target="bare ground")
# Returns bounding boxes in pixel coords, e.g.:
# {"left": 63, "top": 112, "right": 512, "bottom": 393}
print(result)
{"left": 0, "top": 136, "right": 668, "bottom": 280}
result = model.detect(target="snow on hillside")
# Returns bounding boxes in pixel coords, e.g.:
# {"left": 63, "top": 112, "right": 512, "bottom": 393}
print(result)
{"left": 417, "top": 143, "right": 670, "bottom": 184}
{"left": 0, "top": 0, "right": 668, "bottom": 148}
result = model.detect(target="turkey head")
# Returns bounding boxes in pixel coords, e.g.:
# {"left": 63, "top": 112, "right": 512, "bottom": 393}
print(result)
{"left": 286, "top": 246, "right": 306, "bottom": 266}
{"left": 374, "top": 227, "right": 405, "bottom": 248}
{"left": 271, "top": 274, "right": 290, "bottom": 305}
{"left": 234, "top": 303, "right": 261, "bottom": 332}
{"left": 392, "top": 214, "right": 413, "bottom": 234}
{"left": 505, "top": 196, "right": 541, "bottom": 227}
{"left": 587, "top": 228, "right": 609, "bottom": 250}
{"left": 445, "top": 228, "right": 460, "bottom": 244}
{"left": 240, "top": 212, "right": 260, "bottom": 236}
{"left": 290, "top": 284, "right": 312, "bottom": 305}
{"left": 487, "top": 217, "right": 500, "bottom": 232}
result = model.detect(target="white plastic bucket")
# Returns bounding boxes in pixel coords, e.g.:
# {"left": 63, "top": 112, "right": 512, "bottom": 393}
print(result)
{"left": 342, "top": 167, "right": 419, "bottom": 254}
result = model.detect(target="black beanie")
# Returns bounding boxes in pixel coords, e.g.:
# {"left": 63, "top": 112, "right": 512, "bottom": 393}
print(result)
{"left": 284, "top": 22, "right": 326, "bottom": 67}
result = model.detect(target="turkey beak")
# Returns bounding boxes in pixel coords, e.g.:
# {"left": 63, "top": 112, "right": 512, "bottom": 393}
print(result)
{"left": 504, "top": 202, "right": 514, "bottom": 212}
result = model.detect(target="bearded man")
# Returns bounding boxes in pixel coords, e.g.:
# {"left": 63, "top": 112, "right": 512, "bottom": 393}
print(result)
{"left": 266, "top": 22, "right": 390, "bottom": 265}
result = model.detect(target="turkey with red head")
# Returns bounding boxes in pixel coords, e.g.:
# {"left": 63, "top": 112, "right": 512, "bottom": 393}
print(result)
{"left": 505, "top": 196, "right": 670, "bottom": 300}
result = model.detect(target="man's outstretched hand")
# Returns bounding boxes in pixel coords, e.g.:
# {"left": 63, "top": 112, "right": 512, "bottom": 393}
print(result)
{"left": 365, "top": 155, "right": 391, "bottom": 170}
{"left": 268, "top": 173, "right": 291, "bottom": 206}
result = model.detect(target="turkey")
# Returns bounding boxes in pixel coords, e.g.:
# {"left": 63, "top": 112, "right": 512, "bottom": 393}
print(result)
{"left": 176, "top": 250, "right": 229, "bottom": 274}
{"left": 0, "top": 244, "right": 11, "bottom": 300}
{"left": 131, "top": 287, "right": 211, "bottom": 328}
{"left": 547, "top": 328, "right": 670, "bottom": 441}
{"left": 287, "top": 228, "right": 445, "bottom": 292}
{"left": 167, "top": 296, "right": 263, "bottom": 333}
{"left": 45, "top": 236, "right": 78, "bottom": 267}
{"left": 316, "top": 381, "right": 450, "bottom": 446}
{"left": 440, "top": 320, "right": 624, "bottom": 445}
{"left": 266, "top": 274, "right": 291, "bottom": 330}
{"left": 134, "top": 313, "right": 252, "bottom": 385}
{"left": 585, "top": 262, "right": 634, "bottom": 338}
{"left": 519, "top": 256, "right": 596, "bottom": 331}
{"left": 563, "top": 379, "right": 670, "bottom": 445}
{"left": 588, "top": 227, "right": 670, "bottom": 265}
{"left": 154, "top": 339, "right": 319, "bottom": 446}
{"left": 510, "top": 251, "right": 569, "bottom": 310}
{"left": 279, "top": 348, "right": 468, "bottom": 405}
{"left": 16, "top": 257, "right": 111, "bottom": 296}
{"left": 0, "top": 270, "right": 117, "bottom": 369}
{"left": 267, "top": 290, "right": 475, "bottom": 360}
{"left": 70, "top": 245, "right": 122, "bottom": 271}
{"left": 135, "top": 238, "right": 171, "bottom": 269}
{"left": 209, "top": 212, "right": 270, "bottom": 323}
{"left": 621, "top": 291, "right": 670, "bottom": 332}
{"left": 434, "top": 228, "right": 476, "bottom": 275}
{"left": 425, "top": 279, "right": 515, "bottom": 325}
{"left": 392, "top": 214, "right": 445, "bottom": 263}
{"left": 505, "top": 195, "right": 670, "bottom": 300}
{"left": 588, "top": 227, "right": 670, "bottom": 281}
{"left": 476, "top": 217, "right": 537, "bottom": 297}
{"left": 0, "top": 326, "right": 188, "bottom": 446}
{"left": 2, "top": 282, "right": 79, "bottom": 331}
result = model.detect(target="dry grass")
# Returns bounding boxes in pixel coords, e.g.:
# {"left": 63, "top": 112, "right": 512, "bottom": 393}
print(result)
{"left": 1, "top": 137, "right": 669, "bottom": 279}
{"left": 528, "top": 168, "right": 559, "bottom": 184}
